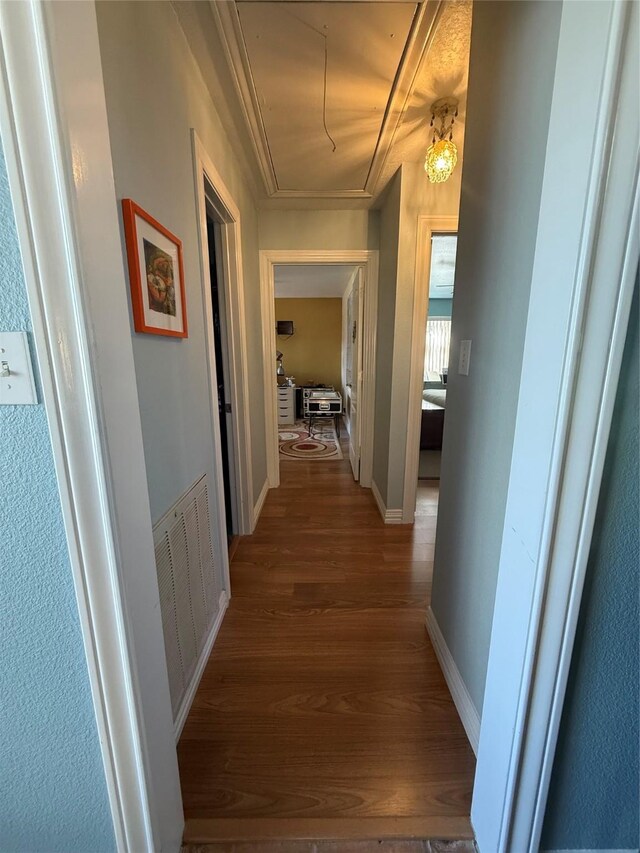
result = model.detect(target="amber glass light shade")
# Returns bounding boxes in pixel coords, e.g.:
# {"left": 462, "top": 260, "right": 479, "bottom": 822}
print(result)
{"left": 425, "top": 138, "right": 458, "bottom": 183}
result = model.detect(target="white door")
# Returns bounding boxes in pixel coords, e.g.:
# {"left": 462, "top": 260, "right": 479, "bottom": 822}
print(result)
{"left": 348, "top": 271, "right": 365, "bottom": 479}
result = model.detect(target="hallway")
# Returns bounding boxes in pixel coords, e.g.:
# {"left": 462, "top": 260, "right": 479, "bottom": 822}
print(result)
{"left": 178, "top": 437, "right": 475, "bottom": 843}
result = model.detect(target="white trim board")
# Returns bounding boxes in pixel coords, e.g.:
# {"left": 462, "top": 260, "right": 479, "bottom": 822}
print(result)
{"left": 259, "top": 249, "right": 378, "bottom": 491}
{"left": 371, "top": 480, "right": 404, "bottom": 525}
{"left": 425, "top": 607, "right": 480, "bottom": 755}
{"left": 252, "top": 478, "right": 269, "bottom": 529}
{"left": 174, "top": 591, "right": 229, "bottom": 741}
{"left": 403, "top": 215, "right": 458, "bottom": 524}
{"left": 192, "top": 130, "right": 254, "bottom": 538}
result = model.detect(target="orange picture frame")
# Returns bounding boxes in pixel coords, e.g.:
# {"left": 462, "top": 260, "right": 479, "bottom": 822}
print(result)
{"left": 122, "top": 198, "right": 188, "bottom": 338}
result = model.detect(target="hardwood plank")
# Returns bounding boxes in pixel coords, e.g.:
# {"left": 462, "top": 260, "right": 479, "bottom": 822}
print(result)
{"left": 178, "top": 439, "right": 474, "bottom": 836}
{"left": 228, "top": 535, "right": 241, "bottom": 561}
{"left": 183, "top": 817, "right": 474, "bottom": 843}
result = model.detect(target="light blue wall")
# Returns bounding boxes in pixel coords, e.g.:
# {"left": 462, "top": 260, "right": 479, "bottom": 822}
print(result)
{"left": 258, "top": 209, "right": 379, "bottom": 251}
{"left": 97, "top": 0, "right": 267, "bottom": 521}
{"left": 0, "top": 145, "right": 115, "bottom": 851}
{"left": 428, "top": 298, "right": 452, "bottom": 318}
{"left": 542, "top": 280, "right": 639, "bottom": 851}
{"left": 430, "top": 0, "right": 563, "bottom": 711}
{"left": 372, "top": 170, "right": 402, "bottom": 502}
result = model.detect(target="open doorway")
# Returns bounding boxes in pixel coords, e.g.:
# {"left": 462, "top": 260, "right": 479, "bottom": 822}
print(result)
{"left": 205, "top": 201, "right": 236, "bottom": 544}
{"left": 259, "top": 250, "right": 379, "bottom": 490}
{"left": 192, "top": 132, "right": 254, "bottom": 538}
{"left": 272, "top": 264, "right": 360, "bottom": 475}
{"left": 416, "top": 232, "right": 457, "bottom": 516}
{"left": 403, "top": 218, "right": 458, "bottom": 525}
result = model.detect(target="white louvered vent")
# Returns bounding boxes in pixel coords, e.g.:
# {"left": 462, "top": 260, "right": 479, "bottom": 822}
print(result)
{"left": 153, "top": 474, "right": 222, "bottom": 719}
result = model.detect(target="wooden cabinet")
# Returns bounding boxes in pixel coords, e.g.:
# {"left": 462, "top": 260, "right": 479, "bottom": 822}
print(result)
{"left": 277, "top": 385, "right": 295, "bottom": 425}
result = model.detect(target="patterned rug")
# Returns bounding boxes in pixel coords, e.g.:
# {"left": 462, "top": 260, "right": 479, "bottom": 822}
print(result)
{"left": 279, "top": 420, "right": 343, "bottom": 461}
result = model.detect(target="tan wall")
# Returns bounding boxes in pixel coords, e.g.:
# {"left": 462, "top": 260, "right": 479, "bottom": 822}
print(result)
{"left": 275, "top": 298, "right": 343, "bottom": 391}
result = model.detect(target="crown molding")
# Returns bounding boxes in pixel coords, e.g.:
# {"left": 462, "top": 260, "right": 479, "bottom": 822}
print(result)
{"left": 209, "top": 0, "right": 444, "bottom": 201}
{"left": 364, "top": 1, "right": 442, "bottom": 194}
{"left": 209, "top": 0, "right": 278, "bottom": 195}
{"left": 270, "top": 188, "right": 373, "bottom": 199}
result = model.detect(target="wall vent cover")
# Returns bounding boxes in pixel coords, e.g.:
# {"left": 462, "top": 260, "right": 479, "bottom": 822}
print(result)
{"left": 153, "top": 474, "right": 221, "bottom": 718}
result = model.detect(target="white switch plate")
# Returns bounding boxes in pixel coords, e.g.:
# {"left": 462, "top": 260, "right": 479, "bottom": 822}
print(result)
{"left": 0, "top": 331, "right": 37, "bottom": 405}
{"left": 459, "top": 339, "right": 472, "bottom": 376}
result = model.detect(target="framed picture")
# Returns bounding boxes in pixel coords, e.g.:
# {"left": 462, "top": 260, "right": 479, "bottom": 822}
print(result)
{"left": 122, "top": 199, "right": 188, "bottom": 337}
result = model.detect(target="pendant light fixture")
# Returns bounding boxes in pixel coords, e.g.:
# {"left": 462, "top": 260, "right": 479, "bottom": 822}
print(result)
{"left": 425, "top": 97, "right": 459, "bottom": 184}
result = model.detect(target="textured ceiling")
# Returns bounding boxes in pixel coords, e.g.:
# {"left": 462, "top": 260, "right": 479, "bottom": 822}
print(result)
{"left": 376, "top": 0, "right": 472, "bottom": 198}
{"left": 274, "top": 264, "right": 357, "bottom": 298}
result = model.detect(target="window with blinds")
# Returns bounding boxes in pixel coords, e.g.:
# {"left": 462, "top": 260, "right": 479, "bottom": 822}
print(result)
{"left": 424, "top": 318, "right": 452, "bottom": 379}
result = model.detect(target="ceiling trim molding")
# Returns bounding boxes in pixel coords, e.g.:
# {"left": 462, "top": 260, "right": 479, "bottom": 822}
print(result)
{"left": 364, "top": 0, "right": 443, "bottom": 194}
{"left": 209, "top": 0, "right": 278, "bottom": 195}
{"left": 270, "top": 188, "right": 373, "bottom": 199}
{"left": 210, "top": 0, "right": 444, "bottom": 201}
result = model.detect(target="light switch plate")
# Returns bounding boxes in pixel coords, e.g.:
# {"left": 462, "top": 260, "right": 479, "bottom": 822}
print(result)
{"left": 0, "top": 331, "right": 38, "bottom": 404}
{"left": 458, "top": 339, "right": 472, "bottom": 376}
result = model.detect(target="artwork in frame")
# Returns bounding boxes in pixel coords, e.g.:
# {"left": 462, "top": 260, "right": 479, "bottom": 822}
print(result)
{"left": 122, "top": 198, "right": 188, "bottom": 337}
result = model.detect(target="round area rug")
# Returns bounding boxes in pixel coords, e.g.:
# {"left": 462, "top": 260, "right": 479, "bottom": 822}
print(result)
{"left": 279, "top": 436, "right": 341, "bottom": 460}
{"left": 278, "top": 420, "right": 344, "bottom": 460}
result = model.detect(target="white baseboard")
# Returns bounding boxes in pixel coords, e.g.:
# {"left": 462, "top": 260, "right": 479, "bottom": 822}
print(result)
{"left": 252, "top": 478, "right": 269, "bottom": 531}
{"left": 371, "top": 478, "right": 386, "bottom": 519}
{"left": 371, "top": 479, "right": 404, "bottom": 524}
{"left": 174, "top": 590, "right": 228, "bottom": 740}
{"left": 541, "top": 850, "right": 636, "bottom": 853}
{"left": 425, "top": 606, "right": 480, "bottom": 755}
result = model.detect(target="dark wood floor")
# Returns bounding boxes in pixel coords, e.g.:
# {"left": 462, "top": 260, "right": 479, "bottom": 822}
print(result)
{"left": 178, "top": 437, "right": 475, "bottom": 843}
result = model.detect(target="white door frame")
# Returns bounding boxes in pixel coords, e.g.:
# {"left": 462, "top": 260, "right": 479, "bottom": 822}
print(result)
{"left": 473, "top": 3, "right": 638, "bottom": 850}
{"left": 0, "top": 1, "right": 182, "bottom": 850}
{"left": 2, "top": 2, "right": 636, "bottom": 852}
{"left": 259, "top": 249, "right": 378, "bottom": 489}
{"left": 347, "top": 267, "right": 365, "bottom": 480}
{"left": 191, "top": 130, "right": 254, "bottom": 535}
{"left": 340, "top": 266, "right": 360, "bottom": 439}
{"left": 402, "top": 215, "right": 458, "bottom": 523}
